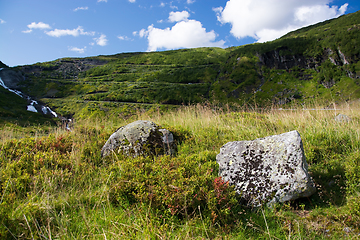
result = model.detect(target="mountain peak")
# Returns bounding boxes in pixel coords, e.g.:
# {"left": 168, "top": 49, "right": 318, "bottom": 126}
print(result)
{"left": 0, "top": 61, "right": 9, "bottom": 69}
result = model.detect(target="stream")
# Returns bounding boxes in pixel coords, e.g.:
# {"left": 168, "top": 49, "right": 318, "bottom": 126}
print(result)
{"left": 0, "top": 68, "right": 58, "bottom": 118}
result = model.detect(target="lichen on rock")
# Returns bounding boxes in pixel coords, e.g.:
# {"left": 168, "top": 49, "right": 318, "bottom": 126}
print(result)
{"left": 216, "top": 130, "right": 316, "bottom": 207}
{"left": 101, "top": 120, "right": 175, "bottom": 158}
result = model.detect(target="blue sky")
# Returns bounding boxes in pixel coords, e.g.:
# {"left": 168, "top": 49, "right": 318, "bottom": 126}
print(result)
{"left": 0, "top": 0, "right": 359, "bottom": 67}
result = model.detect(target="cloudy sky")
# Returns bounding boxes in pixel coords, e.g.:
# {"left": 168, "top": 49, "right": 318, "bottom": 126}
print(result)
{"left": 0, "top": 0, "right": 359, "bottom": 67}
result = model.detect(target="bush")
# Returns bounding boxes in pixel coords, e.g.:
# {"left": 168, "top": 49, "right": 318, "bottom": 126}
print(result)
{"left": 109, "top": 152, "right": 242, "bottom": 224}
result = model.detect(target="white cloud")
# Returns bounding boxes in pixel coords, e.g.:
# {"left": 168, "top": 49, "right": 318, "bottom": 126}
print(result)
{"left": 118, "top": 35, "right": 132, "bottom": 41}
{"left": 212, "top": 6, "right": 223, "bottom": 15}
{"left": 160, "top": 2, "right": 165, "bottom": 7}
{"left": 0, "top": 19, "right": 6, "bottom": 24}
{"left": 23, "top": 21, "right": 51, "bottom": 33}
{"left": 187, "top": 0, "right": 195, "bottom": 4}
{"left": 97, "top": 0, "right": 107, "bottom": 2}
{"left": 139, "top": 20, "right": 226, "bottom": 51}
{"left": 28, "top": 22, "right": 51, "bottom": 29}
{"left": 215, "top": 0, "right": 348, "bottom": 42}
{"left": 169, "top": 11, "right": 190, "bottom": 22}
{"left": 74, "top": 6, "right": 88, "bottom": 11}
{"left": 139, "top": 28, "right": 147, "bottom": 38}
{"left": 46, "top": 26, "right": 95, "bottom": 37}
{"left": 170, "top": 2, "right": 178, "bottom": 9}
{"left": 94, "top": 34, "right": 108, "bottom": 46}
{"left": 69, "top": 46, "right": 86, "bottom": 53}
{"left": 129, "top": 0, "right": 136, "bottom": 3}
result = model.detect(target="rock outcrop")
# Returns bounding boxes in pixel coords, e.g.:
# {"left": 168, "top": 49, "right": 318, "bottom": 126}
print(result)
{"left": 216, "top": 130, "right": 316, "bottom": 207}
{"left": 0, "top": 69, "right": 25, "bottom": 89}
{"left": 21, "top": 58, "right": 107, "bottom": 79}
{"left": 101, "top": 120, "right": 175, "bottom": 158}
{"left": 258, "top": 47, "right": 322, "bottom": 70}
{"left": 258, "top": 46, "right": 352, "bottom": 72}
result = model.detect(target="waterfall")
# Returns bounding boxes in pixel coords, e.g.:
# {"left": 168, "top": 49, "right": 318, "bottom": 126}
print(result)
{"left": 0, "top": 68, "right": 58, "bottom": 117}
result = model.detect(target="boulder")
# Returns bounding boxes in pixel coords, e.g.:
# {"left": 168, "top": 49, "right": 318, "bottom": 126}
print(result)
{"left": 216, "top": 130, "right": 316, "bottom": 207}
{"left": 334, "top": 114, "right": 351, "bottom": 123}
{"left": 101, "top": 120, "right": 175, "bottom": 158}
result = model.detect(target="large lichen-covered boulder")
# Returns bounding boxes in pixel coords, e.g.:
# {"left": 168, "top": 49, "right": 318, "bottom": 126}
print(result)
{"left": 216, "top": 130, "right": 316, "bottom": 207}
{"left": 101, "top": 120, "right": 175, "bottom": 158}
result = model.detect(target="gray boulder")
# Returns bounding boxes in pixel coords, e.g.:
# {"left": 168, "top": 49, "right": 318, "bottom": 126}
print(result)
{"left": 334, "top": 114, "right": 351, "bottom": 123}
{"left": 101, "top": 120, "right": 175, "bottom": 158}
{"left": 216, "top": 130, "right": 316, "bottom": 207}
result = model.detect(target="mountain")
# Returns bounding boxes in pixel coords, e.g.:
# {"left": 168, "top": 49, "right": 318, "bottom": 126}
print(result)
{"left": 0, "top": 61, "right": 8, "bottom": 69}
{"left": 1, "top": 10, "right": 360, "bottom": 120}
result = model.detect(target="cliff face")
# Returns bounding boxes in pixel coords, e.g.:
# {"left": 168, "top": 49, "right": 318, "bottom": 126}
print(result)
{"left": 258, "top": 47, "right": 320, "bottom": 70}
{"left": 0, "top": 69, "right": 25, "bottom": 89}
{"left": 257, "top": 46, "right": 354, "bottom": 71}
{"left": 21, "top": 58, "right": 107, "bottom": 79}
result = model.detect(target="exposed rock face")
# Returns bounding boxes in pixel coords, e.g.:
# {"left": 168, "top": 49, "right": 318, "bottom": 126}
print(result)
{"left": 258, "top": 47, "right": 351, "bottom": 71}
{"left": 258, "top": 47, "right": 322, "bottom": 70}
{"left": 101, "top": 120, "right": 175, "bottom": 158}
{"left": 0, "top": 69, "right": 25, "bottom": 89}
{"left": 216, "top": 130, "right": 316, "bottom": 207}
{"left": 21, "top": 58, "right": 107, "bottom": 79}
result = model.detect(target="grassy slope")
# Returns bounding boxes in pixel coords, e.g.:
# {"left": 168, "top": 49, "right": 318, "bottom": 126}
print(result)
{"left": 0, "top": 86, "right": 56, "bottom": 127}
{"left": 0, "top": 11, "right": 356, "bottom": 121}
{"left": 1, "top": 103, "right": 360, "bottom": 239}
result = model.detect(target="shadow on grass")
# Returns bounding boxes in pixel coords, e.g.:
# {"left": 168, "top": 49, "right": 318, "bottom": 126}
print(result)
{"left": 290, "top": 165, "right": 347, "bottom": 211}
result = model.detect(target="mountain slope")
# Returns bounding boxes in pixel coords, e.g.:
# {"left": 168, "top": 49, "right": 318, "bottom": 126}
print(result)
{"left": 1, "top": 10, "right": 360, "bottom": 119}
{"left": 0, "top": 61, "right": 8, "bottom": 69}
{"left": 0, "top": 86, "right": 56, "bottom": 126}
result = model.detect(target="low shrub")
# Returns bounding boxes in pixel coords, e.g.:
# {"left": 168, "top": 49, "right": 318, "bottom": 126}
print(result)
{"left": 109, "top": 152, "right": 242, "bottom": 225}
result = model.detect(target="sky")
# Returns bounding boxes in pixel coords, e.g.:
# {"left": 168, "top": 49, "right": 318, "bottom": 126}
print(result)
{"left": 0, "top": 0, "right": 359, "bottom": 67}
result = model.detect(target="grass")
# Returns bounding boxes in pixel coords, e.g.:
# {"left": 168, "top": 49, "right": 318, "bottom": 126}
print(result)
{"left": 11, "top": 10, "right": 360, "bottom": 112}
{"left": 1, "top": 10, "right": 360, "bottom": 239}
{"left": 1, "top": 101, "right": 360, "bottom": 239}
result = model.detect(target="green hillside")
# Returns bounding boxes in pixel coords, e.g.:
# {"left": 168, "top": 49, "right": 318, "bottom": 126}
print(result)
{"left": 1, "top": 10, "right": 360, "bottom": 119}
{"left": 0, "top": 87, "right": 56, "bottom": 126}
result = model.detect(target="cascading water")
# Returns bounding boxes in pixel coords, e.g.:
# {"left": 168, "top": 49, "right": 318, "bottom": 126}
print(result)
{"left": 0, "top": 68, "right": 58, "bottom": 118}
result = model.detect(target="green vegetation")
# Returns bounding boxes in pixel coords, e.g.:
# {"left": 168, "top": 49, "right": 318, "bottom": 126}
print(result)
{"left": 0, "top": 87, "right": 56, "bottom": 127}
{"left": 1, "top": 10, "right": 360, "bottom": 239}
{"left": 1, "top": 103, "right": 360, "bottom": 239}
{"left": 11, "top": 11, "right": 359, "bottom": 116}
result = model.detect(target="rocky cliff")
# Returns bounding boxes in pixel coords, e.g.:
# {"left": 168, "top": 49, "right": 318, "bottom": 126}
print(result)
{"left": 0, "top": 68, "right": 25, "bottom": 89}
{"left": 20, "top": 58, "right": 107, "bottom": 79}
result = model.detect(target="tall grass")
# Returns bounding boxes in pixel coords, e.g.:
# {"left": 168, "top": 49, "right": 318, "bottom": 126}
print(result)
{"left": 1, "top": 102, "right": 360, "bottom": 239}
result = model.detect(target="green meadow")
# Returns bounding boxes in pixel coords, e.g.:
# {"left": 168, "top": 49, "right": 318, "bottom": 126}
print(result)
{"left": 1, "top": 102, "right": 360, "bottom": 239}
